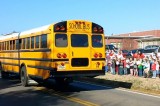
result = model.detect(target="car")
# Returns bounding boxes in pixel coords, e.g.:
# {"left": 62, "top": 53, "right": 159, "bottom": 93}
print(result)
{"left": 121, "top": 50, "right": 129, "bottom": 57}
{"left": 105, "top": 44, "right": 118, "bottom": 52}
{"left": 144, "top": 45, "right": 160, "bottom": 49}
{"left": 126, "top": 48, "right": 144, "bottom": 57}
{"left": 143, "top": 48, "right": 160, "bottom": 57}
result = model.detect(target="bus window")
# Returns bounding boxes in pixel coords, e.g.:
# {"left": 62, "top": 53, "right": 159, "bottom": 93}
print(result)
{"left": 6, "top": 41, "right": 9, "bottom": 50}
{"left": 41, "top": 34, "right": 47, "bottom": 48}
{"left": 0, "top": 42, "right": 1, "bottom": 50}
{"left": 13, "top": 40, "right": 15, "bottom": 50}
{"left": 26, "top": 37, "right": 30, "bottom": 49}
{"left": 31, "top": 36, "right": 34, "bottom": 49}
{"left": 55, "top": 34, "right": 67, "bottom": 47}
{"left": 71, "top": 34, "right": 88, "bottom": 47}
{"left": 22, "top": 38, "right": 25, "bottom": 49}
{"left": 92, "top": 35, "right": 103, "bottom": 47}
{"left": 10, "top": 40, "right": 12, "bottom": 50}
{"left": 16, "top": 39, "right": 22, "bottom": 49}
{"left": 35, "top": 36, "right": 40, "bottom": 48}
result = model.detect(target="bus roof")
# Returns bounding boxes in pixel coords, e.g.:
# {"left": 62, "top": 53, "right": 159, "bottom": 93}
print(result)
{"left": 0, "top": 32, "right": 19, "bottom": 41}
{"left": 0, "top": 24, "right": 50, "bottom": 41}
{"left": 20, "top": 24, "right": 50, "bottom": 36}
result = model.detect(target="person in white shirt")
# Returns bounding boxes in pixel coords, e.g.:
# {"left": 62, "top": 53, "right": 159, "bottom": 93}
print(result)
{"left": 142, "top": 58, "right": 150, "bottom": 78}
{"left": 116, "top": 50, "right": 123, "bottom": 60}
{"left": 129, "top": 58, "right": 134, "bottom": 76}
{"left": 133, "top": 58, "right": 138, "bottom": 76}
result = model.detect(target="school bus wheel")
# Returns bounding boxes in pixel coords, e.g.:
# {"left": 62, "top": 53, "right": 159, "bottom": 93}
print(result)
{"left": 20, "top": 65, "right": 29, "bottom": 87}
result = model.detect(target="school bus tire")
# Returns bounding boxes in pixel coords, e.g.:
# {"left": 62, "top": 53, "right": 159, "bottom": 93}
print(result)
{"left": 20, "top": 65, "right": 29, "bottom": 87}
{"left": 0, "top": 64, "right": 9, "bottom": 79}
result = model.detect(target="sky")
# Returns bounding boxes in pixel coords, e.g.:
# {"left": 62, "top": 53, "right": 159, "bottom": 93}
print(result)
{"left": 0, "top": 0, "right": 160, "bottom": 36}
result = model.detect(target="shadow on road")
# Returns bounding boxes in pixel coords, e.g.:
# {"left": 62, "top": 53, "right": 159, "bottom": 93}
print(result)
{"left": 76, "top": 77, "right": 133, "bottom": 89}
{"left": 0, "top": 76, "right": 21, "bottom": 90}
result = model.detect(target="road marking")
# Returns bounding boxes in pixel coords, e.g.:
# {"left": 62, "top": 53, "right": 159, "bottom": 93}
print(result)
{"left": 74, "top": 81, "right": 160, "bottom": 99}
{"left": 34, "top": 87, "right": 100, "bottom": 106}
{"left": 115, "top": 88, "right": 160, "bottom": 99}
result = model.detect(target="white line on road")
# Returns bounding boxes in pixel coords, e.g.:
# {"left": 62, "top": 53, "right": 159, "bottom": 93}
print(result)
{"left": 74, "top": 81, "right": 160, "bottom": 99}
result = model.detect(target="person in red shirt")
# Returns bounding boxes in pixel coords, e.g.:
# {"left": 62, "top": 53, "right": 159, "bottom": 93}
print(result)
{"left": 132, "top": 50, "right": 138, "bottom": 58}
{"left": 132, "top": 50, "right": 145, "bottom": 59}
{"left": 151, "top": 59, "right": 157, "bottom": 78}
{"left": 122, "top": 58, "right": 127, "bottom": 75}
{"left": 137, "top": 51, "right": 145, "bottom": 59}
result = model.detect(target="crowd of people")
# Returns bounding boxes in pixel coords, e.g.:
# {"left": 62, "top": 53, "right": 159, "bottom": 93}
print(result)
{"left": 105, "top": 49, "right": 160, "bottom": 79}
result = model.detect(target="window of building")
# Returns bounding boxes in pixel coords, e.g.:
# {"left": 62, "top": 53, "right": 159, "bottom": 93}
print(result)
{"left": 35, "top": 36, "right": 39, "bottom": 48}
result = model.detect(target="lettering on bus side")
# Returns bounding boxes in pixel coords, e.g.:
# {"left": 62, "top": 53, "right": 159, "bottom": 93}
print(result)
{"left": 69, "top": 23, "right": 90, "bottom": 30}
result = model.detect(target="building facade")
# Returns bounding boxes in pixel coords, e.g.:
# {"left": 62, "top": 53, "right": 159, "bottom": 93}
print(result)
{"left": 105, "top": 30, "right": 160, "bottom": 50}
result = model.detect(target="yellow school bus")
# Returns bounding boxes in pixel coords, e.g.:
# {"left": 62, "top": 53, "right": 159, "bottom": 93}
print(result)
{"left": 0, "top": 20, "right": 105, "bottom": 86}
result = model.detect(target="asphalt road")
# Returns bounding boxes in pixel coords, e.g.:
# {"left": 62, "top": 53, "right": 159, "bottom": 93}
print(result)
{"left": 0, "top": 75, "right": 160, "bottom": 106}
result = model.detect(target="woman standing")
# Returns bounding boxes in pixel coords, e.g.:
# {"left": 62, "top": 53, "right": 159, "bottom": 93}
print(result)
{"left": 129, "top": 58, "right": 134, "bottom": 76}
{"left": 133, "top": 58, "right": 138, "bottom": 76}
{"left": 151, "top": 59, "right": 157, "bottom": 78}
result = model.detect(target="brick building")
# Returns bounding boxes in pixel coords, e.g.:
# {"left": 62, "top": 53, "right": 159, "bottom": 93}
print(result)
{"left": 105, "top": 30, "right": 160, "bottom": 50}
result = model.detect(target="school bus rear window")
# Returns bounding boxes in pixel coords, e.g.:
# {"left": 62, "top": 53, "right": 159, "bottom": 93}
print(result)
{"left": 71, "top": 34, "right": 88, "bottom": 47}
{"left": 92, "top": 35, "right": 103, "bottom": 47}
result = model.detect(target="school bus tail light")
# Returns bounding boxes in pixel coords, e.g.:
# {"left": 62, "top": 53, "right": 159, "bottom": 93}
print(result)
{"left": 98, "top": 27, "right": 103, "bottom": 33}
{"left": 94, "top": 53, "right": 98, "bottom": 58}
{"left": 55, "top": 26, "right": 60, "bottom": 31}
{"left": 57, "top": 53, "right": 62, "bottom": 58}
{"left": 54, "top": 21, "right": 67, "bottom": 32}
{"left": 62, "top": 53, "right": 67, "bottom": 58}
{"left": 93, "top": 27, "right": 98, "bottom": 32}
{"left": 60, "top": 25, "right": 65, "bottom": 31}
{"left": 92, "top": 23, "right": 103, "bottom": 33}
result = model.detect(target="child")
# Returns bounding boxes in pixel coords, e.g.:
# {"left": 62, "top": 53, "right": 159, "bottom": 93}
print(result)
{"left": 129, "top": 58, "right": 134, "bottom": 76}
{"left": 151, "top": 59, "right": 157, "bottom": 78}
{"left": 142, "top": 58, "right": 150, "bottom": 78}
{"left": 111, "top": 59, "right": 116, "bottom": 75}
{"left": 115, "top": 58, "right": 119, "bottom": 74}
{"left": 133, "top": 58, "right": 138, "bottom": 76}
{"left": 123, "top": 58, "right": 127, "bottom": 75}
{"left": 137, "top": 58, "right": 143, "bottom": 77}
{"left": 126, "top": 58, "right": 130, "bottom": 74}
{"left": 119, "top": 59, "right": 124, "bottom": 75}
